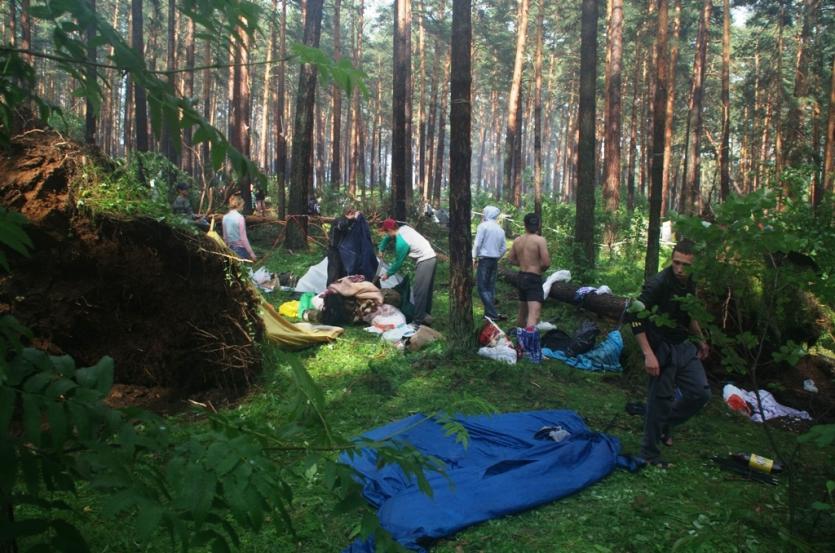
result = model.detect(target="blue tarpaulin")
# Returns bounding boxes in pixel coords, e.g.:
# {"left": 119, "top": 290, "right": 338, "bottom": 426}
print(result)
{"left": 341, "top": 410, "right": 637, "bottom": 552}
{"left": 542, "top": 330, "right": 624, "bottom": 372}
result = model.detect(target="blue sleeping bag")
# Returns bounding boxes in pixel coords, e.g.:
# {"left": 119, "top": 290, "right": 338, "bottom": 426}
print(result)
{"left": 542, "top": 330, "right": 624, "bottom": 372}
{"left": 341, "top": 410, "right": 637, "bottom": 552}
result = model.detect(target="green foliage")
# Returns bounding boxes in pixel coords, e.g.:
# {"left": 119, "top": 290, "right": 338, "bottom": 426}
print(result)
{"left": 0, "top": 49, "right": 57, "bottom": 148}
{"left": 73, "top": 153, "right": 198, "bottom": 229}
{"left": 674, "top": 180, "right": 835, "bottom": 373}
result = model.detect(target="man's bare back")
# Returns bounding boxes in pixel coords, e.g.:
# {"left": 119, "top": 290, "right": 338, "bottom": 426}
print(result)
{"left": 509, "top": 233, "right": 550, "bottom": 274}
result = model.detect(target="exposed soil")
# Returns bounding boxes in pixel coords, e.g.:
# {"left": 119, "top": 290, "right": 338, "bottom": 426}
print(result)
{"left": 0, "top": 131, "right": 263, "bottom": 401}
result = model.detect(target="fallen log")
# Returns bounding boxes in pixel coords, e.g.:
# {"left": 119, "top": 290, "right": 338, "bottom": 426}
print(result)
{"left": 499, "top": 268, "right": 631, "bottom": 320}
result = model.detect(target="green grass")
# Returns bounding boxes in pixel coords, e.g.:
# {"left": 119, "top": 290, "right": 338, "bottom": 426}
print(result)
{"left": 218, "top": 245, "right": 834, "bottom": 552}
{"left": 62, "top": 243, "right": 835, "bottom": 552}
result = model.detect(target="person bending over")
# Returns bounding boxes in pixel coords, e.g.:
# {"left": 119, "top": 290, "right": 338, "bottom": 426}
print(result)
{"left": 378, "top": 218, "right": 437, "bottom": 326}
{"left": 508, "top": 213, "right": 550, "bottom": 329}
{"left": 630, "top": 238, "right": 711, "bottom": 468}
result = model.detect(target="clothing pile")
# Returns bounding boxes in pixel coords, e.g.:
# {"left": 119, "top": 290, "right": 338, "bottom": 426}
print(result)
{"left": 476, "top": 319, "right": 518, "bottom": 365}
{"left": 722, "top": 384, "right": 812, "bottom": 423}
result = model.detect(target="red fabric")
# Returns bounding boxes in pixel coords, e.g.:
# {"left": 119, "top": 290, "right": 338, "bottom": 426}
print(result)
{"left": 381, "top": 218, "right": 398, "bottom": 231}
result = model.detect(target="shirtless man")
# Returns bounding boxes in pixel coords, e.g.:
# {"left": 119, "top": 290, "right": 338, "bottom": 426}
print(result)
{"left": 508, "top": 213, "right": 551, "bottom": 328}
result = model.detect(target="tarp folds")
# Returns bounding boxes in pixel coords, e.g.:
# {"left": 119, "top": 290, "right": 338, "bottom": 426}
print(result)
{"left": 260, "top": 297, "right": 342, "bottom": 349}
{"left": 341, "top": 410, "right": 636, "bottom": 552}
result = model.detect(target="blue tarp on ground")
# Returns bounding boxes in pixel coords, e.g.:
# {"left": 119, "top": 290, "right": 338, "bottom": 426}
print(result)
{"left": 340, "top": 410, "right": 636, "bottom": 552}
{"left": 542, "top": 330, "right": 624, "bottom": 372}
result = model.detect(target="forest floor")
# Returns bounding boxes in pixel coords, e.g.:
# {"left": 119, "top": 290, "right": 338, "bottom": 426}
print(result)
{"left": 64, "top": 223, "right": 835, "bottom": 552}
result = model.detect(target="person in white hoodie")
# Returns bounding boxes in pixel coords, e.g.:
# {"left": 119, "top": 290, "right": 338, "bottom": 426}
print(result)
{"left": 472, "top": 206, "right": 507, "bottom": 321}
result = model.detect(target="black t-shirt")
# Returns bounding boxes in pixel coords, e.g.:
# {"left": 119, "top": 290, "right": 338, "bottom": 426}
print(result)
{"left": 630, "top": 266, "right": 696, "bottom": 345}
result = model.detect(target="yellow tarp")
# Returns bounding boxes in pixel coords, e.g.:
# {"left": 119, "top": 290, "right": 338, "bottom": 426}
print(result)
{"left": 207, "top": 223, "right": 342, "bottom": 349}
{"left": 260, "top": 297, "right": 342, "bottom": 349}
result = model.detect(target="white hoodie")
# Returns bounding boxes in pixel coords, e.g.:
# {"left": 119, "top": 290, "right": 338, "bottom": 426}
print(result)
{"left": 472, "top": 206, "right": 507, "bottom": 259}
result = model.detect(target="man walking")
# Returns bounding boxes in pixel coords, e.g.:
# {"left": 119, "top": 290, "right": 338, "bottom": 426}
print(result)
{"left": 631, "top": 239, "right": 711, "bottom": 468}
{"left": 379, "top": 218, "right": 437, "bottom": 326}
{"left": 473, "top": 206, "right": 507, "bottom": 321}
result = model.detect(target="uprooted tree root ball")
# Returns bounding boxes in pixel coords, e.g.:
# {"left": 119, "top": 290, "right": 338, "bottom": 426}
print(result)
{"left": 0, "top": 130, "right": 263, "bottom": 396}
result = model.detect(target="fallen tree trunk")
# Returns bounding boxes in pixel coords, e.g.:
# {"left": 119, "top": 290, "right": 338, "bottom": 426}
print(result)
{"left": 499, "top": 268, "right": 630, "bottom": 320}
{"left": 545, "top": 281, "right": 630, "bottom": 320}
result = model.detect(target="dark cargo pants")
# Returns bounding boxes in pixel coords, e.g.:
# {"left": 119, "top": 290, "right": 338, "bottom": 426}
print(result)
{"left": 641, "top": 341, "right": 711, "bottom": 460}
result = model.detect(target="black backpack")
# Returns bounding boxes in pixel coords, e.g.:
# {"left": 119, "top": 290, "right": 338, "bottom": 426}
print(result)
{"left": 541, "top": 321, "right": 600, "bottom": 356}
{"left": 567, "top": 321, "right": 599, "bottom": 356}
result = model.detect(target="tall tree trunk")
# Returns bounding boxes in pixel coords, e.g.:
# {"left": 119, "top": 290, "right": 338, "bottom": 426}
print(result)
{"left": 660, "top": 0, "right": 680, "bottom": 216}
{"left": 330, "top": 0, "right": 342, "bottom": 188}
{"left": 236, "top": 23, "right": 253, "bottom": 209}
{"left": 719, "top": 0, "right": 731, "bottom": 201}
{"left": 275, "top": 0, "right": 288, "bottom": 218}
{"left": 201, "top": 38, "right": 212, "bottom": 182}
{"left": 639, "top": 0, "right": 657, "bottom": 201}
{"left": 645, "top": 0, "right": 669, "bottom": 279}
{"left": 349, "top": 0, "right": 365, "bottom": 195}
{"left": 132, "top": 0, "right": 148, "bottom": 152}
{"left": 20, "top": 0, "right": 31, "bottom": 64}
{"left": 502, "top": 0, "right": 530, "bottom": 201}
{"left": 259, "top": 0, "right": 277, "bottom": 174}
{"left": 7, "top": 0, "right": 15, "bottom": 47}
{"left": 680, "top": 0, "right": 711, "bottom": 216}
{"left": 433, "top": 53, "right": 450, "bottom": 208}
{"left": 573, "top": 0, "right": 599, "bottom": 271}
{"left": 533, "top": 0, "right": 544, "bottom": 220}
{"left": 417, "top": 0, "right": 428, "bottom": 199}
{"left": 783, "top": 0, "right": 820, "bottom": 171}
{"left": 423, "top": 8, "right": 444, "bottom": 203}
{"left": 183, "top": 15, "right": 196, "bottom": 175}
{"left": 774, "top": 3, "right": 786, "bottom": 179}
{"left": 626, "top": 36, "right": 641, "bottom": 212}
{"left": 315, "top": 98, "right": 326, "bottom": 190}
{"left": 286, "top": 0, "right": 324, "bottom": 249}
{"left": 370, "top": 78, "right": 382, "bottom": 190}
{"left": 392, "top": 0, "right": 412, "bottom": 220}
{"left": 448, "top": 0, "right": 473, "bottom": 348}
{"left": 160, "top": 0, "right": 178, "bottom": 163}
{"left": 823, "top": 55, "right": 835, "bottom": 196}
{"left": 602, "top": 0, "right": 623, "bottom": 212}
{"left": 512, "top": 88, "right": 524, "bottom": 207}
{"left": 84, "top": 0, "right": 97, "bottom": 144}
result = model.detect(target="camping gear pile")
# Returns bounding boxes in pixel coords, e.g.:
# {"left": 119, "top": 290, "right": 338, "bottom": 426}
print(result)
{"left": 476, "top": 317, "right": 624, "bottom": 371}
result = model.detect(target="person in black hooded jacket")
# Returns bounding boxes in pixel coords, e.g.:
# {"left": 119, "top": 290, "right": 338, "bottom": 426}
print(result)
{"left": 630, "top": 239, "right": 711, "bottom": 467}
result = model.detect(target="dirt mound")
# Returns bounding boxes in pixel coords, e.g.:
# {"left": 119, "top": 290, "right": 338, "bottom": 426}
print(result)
{"left": 0, "top": 131, "right": 262, "bottom": 395}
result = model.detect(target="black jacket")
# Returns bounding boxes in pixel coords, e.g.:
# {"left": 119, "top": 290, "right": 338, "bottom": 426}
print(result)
{"left": 630, "top": 266, "right": 696, "bottom": 346}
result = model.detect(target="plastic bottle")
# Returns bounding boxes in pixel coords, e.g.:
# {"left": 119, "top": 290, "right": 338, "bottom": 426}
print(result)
{"left": 731, "top": 452, "right": 784, "bottom": 474}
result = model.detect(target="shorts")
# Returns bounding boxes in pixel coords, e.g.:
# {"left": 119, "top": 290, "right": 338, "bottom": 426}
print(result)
{"left": 517, "top": 271, "right": 544, "bottom": 303}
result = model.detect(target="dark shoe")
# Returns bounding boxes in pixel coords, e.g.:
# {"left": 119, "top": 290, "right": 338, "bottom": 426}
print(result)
{"left": 661, "top": 425, "right": 672, "bottom": 447}
{"left": 639, "top": 457, "right": 672, "bottom": 470}
{"left": 625, "top": 401, "right": 646, "bottom": 416}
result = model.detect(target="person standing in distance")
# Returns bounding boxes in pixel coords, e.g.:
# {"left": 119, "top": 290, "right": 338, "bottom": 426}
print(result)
{"left": 473, "top": 206, "right": 507, "bottom": 321}
{"left": 378, "top": 218, "right": 437, "bottom": 326}
{"left": 222, "top": 195, "right": 257, "bottom": 261}
{"left": 631, "top": 239, "right": 711, "bottom": 468}
{"left": 508, "top": 213, "right": 550, "bottom": 329}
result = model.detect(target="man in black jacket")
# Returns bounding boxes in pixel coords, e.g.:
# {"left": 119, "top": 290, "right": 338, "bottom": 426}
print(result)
{"left": 631, "top": 239, "right": 710, "bottom": 467}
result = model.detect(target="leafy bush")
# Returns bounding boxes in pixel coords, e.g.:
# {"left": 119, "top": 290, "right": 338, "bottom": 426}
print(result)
{"left": 74, "top": 152, "right": 196, "bottom": 223}
{"left": 675, "top": 178, "right": 835, "bottom": 375}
